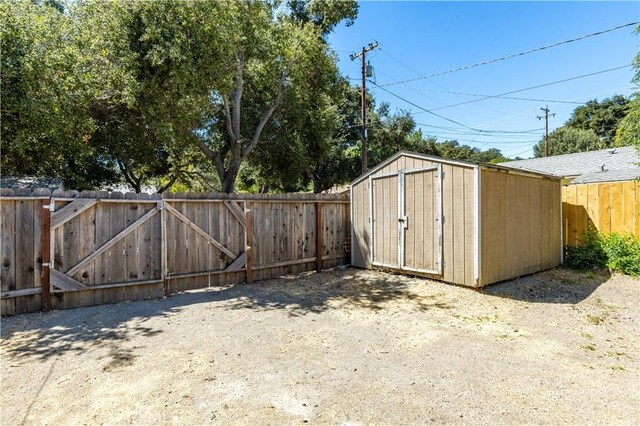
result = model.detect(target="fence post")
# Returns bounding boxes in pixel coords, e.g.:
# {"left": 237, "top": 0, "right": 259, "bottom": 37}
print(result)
{"left": 41, "top": 199, "right": 52, "bottom": 311}
{"left": 245, "top": 203, "right": 253, "bottom": 284}
{"left": 316, "top": 201, "right": 323, "bottom": 273}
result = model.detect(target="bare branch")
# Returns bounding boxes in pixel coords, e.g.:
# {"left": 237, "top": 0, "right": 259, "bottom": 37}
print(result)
{"left": 231, "top": 51, "right": 244, "bottom": 142}
{"left": 243, "top": 65, "right": 290, "bottom": 157}
{"left": 221, "top": 96, "right": 236, "bottom": 141}
{"left": 157, "top": 173, "right": 179, "bottom": 194}
{"left": 116, "top": 159, "right": 142, "bottom": 193}
{"left": 195, "top": 139, "right": 225, "bottom": 178}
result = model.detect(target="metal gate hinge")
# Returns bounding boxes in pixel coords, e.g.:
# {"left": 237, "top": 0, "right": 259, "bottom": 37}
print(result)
{"left": 43, "top": 203, "right": 55, "bottom": 211}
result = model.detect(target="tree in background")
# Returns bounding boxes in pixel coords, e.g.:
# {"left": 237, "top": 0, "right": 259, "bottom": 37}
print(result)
{"left": 81, "top": 0, "right": 235, "bottom": 192}
{"left": 533, "top": 127, "right": 600, "bottom": 157}
{"left": 616, "top": 25, "right": 640, "bottom": 149}
{"left": 194, "top": 1, "right": 358, "bottom": 193}
{"left": 0, "top": 0, "right": 120, "bottom": 189}
{"left": 534, "top": 95, "right": 630, "bottom": 157}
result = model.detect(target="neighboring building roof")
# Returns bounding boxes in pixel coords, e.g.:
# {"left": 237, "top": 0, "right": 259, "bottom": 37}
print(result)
{"left": 1, "top": 176, "right": 63, "bottom": 191}
{"left": 571, "top": 168, "right": 640, "bottom": 185}
{"left": 497, "top": 146, "right": 640, "bottom": 183}
{"left": 323, "top": 185, "right": 350, "bottom": 194}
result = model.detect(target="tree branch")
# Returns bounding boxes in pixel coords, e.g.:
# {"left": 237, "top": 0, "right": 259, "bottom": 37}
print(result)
{"left": 157, "top": 173, "right": 179, "bottom": 194}
{"left": 195, "top": 139, "right": 225, "bottom": 179}
{"left": 221, "top": 96, "right": 236, "bottom": 141}
{"left": 243, "top": 65, "right": 290, "bottom": 157}
{"left": 231, "top": 51, "right": 244, "bottom": 142}
{"left": 117, "top": 159, "right": 142, "bottom": 193}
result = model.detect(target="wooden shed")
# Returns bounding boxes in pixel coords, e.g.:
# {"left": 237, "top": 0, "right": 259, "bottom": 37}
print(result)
{"left": 350, "top": 151, "right": 563, "bottom": 287}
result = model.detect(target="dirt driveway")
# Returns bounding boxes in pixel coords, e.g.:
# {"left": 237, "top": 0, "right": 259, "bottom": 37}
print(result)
{"left": 1, "top": 268, "right": 639, "bottom": 425}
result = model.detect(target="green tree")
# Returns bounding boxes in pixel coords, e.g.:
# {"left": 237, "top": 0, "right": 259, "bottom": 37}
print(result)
{"left": 195, "top": 1, "right": 357, "bottom": 193}
{"left": 533, "top": 95, "right": 631, "bottom": 157}
{"left": 565, "top": 95, "right": 630, "bottom": 142}
{"left": 0, "top": 0, "right": 120, "bottom": 189}
{"left": 616, "top": 25, "right": 640, "bottom": 149}
{"left": 79, "top": 0, "right": 234, "bottom": 192}
{"left": 533, "top": 127, "right": 601, "bottom": 158}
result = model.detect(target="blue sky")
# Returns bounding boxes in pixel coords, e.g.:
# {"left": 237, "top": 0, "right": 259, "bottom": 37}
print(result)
{"left": 328, "top": 1, "right": 639, "bottom": 158}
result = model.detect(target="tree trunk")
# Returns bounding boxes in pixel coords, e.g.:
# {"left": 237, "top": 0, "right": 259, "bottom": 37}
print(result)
{"left": 196, "top": 50, "right": 290, "bottom": 194}
{"left": 312, "top": 176, "right": 322, "bottom": 194}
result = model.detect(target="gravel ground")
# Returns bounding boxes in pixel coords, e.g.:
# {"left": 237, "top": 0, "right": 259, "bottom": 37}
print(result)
{"left": 1, "top": 267, "right": 639, "bottom": 425}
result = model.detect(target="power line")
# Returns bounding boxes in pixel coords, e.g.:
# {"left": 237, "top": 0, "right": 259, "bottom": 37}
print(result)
{"left": 430, "top": 137, "right": 540, "bottom": 144}
{"left": 380, "top": 21, "right": 639, "bottom": 87}
{"left": 413, "top": 122, "right": 543, "bottom": 134}
{"left": 369, "top": 79, "right": 540, "bottom": 133}
{"left": 509, "top": 146, "right": 538, "bottom": 158}
{"left": 398, "top": 86, "right": 585, "bottom": 105}
{"left": 377, "top": 48, "right": 514, "bottom": 117}
{"left": 416, "top": 65, "right": 632, "bottom": 113}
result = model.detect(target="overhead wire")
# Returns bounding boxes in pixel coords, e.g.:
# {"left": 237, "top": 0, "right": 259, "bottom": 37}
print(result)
{"left": 377, "top": 47, "right": 513, "bottom": 116}
{"left": 369, "top": 79, "right": 551, "bottom": 133}
{"left": 379, "top": 21, "right": 639, "bottom": 87}
{"left": 413, "top": 65, "right": 632, "bottom": 113}
{"left": 399, "top": 86, "right": 585, "bottom": 105}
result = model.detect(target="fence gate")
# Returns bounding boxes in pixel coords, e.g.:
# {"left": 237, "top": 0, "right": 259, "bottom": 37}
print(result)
{"left": 48, "top": 197, "right": 247, "bottom": 298}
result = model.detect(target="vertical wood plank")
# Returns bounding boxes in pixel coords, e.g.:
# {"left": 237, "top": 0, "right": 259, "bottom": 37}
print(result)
{"left": 246, "top": 204, "right": 253, "bottom": 284}
{"left": 1, "top": 199, "right": 16, "bottom": 297}
{"left": 598, "top": 183, "right": 611, "bottom": 235}
{"left": 316, "top": 202, "right": 322, "bottom": 272}
{"left": 41, "top": 200, "right": 51, "bottom": 311}
{"left": 609, "top": 182, "right": 624, "bottom": 234}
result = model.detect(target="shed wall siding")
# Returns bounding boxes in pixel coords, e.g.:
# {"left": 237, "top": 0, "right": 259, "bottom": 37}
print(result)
{"left": 351, "top": 179, "right": 370, "bottom": 268}
{"left": 351, "top": 155, "right": 476, "bottom": 287}
{"left": 480, "top": 168, "right": 561, "bottom": 285}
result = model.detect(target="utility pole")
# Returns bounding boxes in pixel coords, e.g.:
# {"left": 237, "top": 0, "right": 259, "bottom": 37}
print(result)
{"left": 350, "top": 41, "right": 378, "bottom": 173}
{"left": 537, "top": 106, "right": 555, "bottom": 157}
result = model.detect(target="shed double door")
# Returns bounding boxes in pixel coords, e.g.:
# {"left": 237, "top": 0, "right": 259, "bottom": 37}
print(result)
{"left": 371, "top": 165, "right": 442, "bottom": 275}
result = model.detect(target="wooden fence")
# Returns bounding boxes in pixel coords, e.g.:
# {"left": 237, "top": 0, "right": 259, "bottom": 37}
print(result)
{"left": 0, "top": 189, "right": 350, "bottom": 315}
{"left": 562, "top": 180, "right": 639, "bottom": 246}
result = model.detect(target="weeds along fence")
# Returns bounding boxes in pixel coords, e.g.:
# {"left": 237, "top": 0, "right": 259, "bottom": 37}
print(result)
{"left": 0, "top": 189, "right": 350, "bottom": 315}
{"left": 562, "top": 180, "right": 639, "bottom": 247}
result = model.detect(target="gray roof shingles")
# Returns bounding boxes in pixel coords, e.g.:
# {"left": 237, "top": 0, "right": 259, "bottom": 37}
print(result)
{"left": 498, "top": 146, "right": 639, "bottom": 183}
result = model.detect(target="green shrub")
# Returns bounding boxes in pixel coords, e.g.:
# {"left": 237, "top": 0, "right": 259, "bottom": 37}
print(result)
{"left": 601, "top": 233, "right": 640, "bottom": 277}
{"left": 564, "top": 229, "right": 607, "bottom": 270}
{"left": 565, "top": 230, "right": 640, "bottom": 277}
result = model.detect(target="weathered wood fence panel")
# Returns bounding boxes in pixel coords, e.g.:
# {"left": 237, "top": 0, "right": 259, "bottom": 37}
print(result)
{"left": 0, "top": 190, "right": 350, "bottom": 315}
{"left": 562, "top": 180, "right": 639, "bottom": 247}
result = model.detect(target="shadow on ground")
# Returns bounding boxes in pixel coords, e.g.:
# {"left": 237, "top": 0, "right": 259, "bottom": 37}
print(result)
{"left": 0, "top": 269, "right": 449, "bottom": 361}
{"left": 481, "top": 267, "right": 610, "bottom": 304}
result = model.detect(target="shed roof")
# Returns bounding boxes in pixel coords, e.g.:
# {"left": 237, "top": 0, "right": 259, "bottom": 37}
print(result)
{"left": 497, "top": 146, "right": 639, "bottom": 183}
{"left": 351, "top": 151, "right": 559, "bottom": 186}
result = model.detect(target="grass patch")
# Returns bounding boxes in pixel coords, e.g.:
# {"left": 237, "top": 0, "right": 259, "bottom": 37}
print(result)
{"left": 581, "top": 332, "right": 594, "bottom": 340}
{"left": 581, "top": 343, "right": 597, "bottom": 351}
